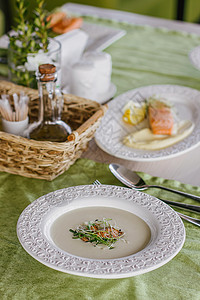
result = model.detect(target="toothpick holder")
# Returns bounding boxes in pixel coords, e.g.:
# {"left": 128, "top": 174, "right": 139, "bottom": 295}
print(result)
{"left": 1, "top": 117, "right": 29, "bottom": 136}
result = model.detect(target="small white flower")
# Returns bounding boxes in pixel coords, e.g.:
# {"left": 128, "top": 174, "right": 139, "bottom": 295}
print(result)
{"left": 15, "top": 40, "right": 22, "bottom": 48}
{"left": 25, "top": 51, "right": 53, "bottom": 71}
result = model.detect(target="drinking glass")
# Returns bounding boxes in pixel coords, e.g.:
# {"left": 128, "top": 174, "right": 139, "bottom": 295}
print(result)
{"left": 8, "top": 38, "right": 61, "bottom": 89}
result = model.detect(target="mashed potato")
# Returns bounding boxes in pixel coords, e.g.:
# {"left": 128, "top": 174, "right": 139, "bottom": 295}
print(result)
{"left": 123, "top": 120, "right": 194, "bottom": 150}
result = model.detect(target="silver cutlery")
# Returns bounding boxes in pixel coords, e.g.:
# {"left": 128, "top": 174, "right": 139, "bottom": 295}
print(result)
{"left": 93, "top": 180, "right": 200, "bottom": 227}
{"left": 177, "top": 212, "right": 200, "bottom": 226}
{"left": 109, "top": 163, "right": 200, "bottom": 214}
{"left": 109, "top": 163, "right": 200, "bottom": 203}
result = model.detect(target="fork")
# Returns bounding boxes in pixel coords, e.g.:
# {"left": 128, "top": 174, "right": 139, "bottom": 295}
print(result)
{"left": 93, "top": 180, "right": 200, "bottom": 227}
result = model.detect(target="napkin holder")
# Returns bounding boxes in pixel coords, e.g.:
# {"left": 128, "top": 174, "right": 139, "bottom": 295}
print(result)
{"left": 0, "top": 81, "right": 107, "bottom": 180}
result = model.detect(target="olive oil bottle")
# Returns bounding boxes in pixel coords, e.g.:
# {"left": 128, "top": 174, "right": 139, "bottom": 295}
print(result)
{"left": 30, "top": 64, "right": 71, "bottom": 142}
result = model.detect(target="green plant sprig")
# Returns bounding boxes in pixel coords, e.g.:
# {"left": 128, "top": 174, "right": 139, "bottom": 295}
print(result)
{"left": 34, "top": 0, "right": 50, "bottom": 51}
{"left": 8, "top": 0, "right": 50, "bottom": 87}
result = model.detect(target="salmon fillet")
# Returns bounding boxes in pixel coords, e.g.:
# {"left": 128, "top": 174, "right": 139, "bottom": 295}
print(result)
{"left": 148, "top": 100, "right": 173, "bottom": 135}
{"left": 52, "top": 17, "right": 83, "bottom": 34}
{"left": 47, "top": 11, "right": 83, "bottom": 34}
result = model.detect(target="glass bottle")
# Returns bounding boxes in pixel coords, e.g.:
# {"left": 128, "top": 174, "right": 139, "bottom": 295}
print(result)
{"left": 29, "top": 64, "right": 71, "bottom": 142}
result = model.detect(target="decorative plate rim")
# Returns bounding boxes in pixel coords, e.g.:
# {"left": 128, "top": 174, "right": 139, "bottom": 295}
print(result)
{"left": 189, "top": 45, "right": 200, "bottom": 70}
{"left": 95, "top": 84, "right": 200, "bottom": 162}
{"left": 17, "top": 185, "right": 185, "bottom": 279}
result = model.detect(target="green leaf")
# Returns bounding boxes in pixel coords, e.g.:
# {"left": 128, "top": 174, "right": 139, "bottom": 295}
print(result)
{"left": 34, "top": 18, "right": 41, "bottom": 27}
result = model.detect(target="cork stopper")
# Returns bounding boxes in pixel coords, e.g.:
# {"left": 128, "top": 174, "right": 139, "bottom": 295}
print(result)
{"left": 39, "top": 64, "right": 56, "bottom": 82}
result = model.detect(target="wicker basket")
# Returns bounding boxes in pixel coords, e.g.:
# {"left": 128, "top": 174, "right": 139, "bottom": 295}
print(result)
{"left": 0, "top": 81, "right": 107, "bottom": 180}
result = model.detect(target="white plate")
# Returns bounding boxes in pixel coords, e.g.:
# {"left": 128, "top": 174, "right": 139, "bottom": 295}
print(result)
{"left": 189, "top": 46, "right": 200, "bottom": 70}
{"left": 91, "top": 82, "right": 117, "bottom": 104}
{"left": 17, "top": 185, "right": 185, "bottom": 279}
{"left": 81, "top": 22, "right": 126, "bottom": 52}
{"left": 95, "top": 84, "right": 200, "bottom": 161}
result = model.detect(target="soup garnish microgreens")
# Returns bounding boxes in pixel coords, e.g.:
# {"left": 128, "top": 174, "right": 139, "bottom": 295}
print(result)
{"left": 69, "top": 218, "right": 125, "bottom": 249}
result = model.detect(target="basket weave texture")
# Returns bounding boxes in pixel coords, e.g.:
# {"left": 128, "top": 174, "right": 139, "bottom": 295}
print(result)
{"left": 0, "top": 81, "right": 107, "bottom": 180}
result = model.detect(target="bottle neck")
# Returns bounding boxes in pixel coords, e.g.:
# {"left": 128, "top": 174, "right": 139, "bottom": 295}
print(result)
{"left": 38, "top": 77, "right": 61, "bottom": 124}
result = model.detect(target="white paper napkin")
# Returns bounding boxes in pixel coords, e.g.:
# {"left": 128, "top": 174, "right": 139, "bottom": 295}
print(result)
{"left": 55, "top": 29, "right": 89, "bottom": 89}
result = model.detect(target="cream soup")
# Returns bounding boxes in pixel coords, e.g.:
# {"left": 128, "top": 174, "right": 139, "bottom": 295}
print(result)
{"left": 50, "top": 207, "right": 151, "bottom": 259}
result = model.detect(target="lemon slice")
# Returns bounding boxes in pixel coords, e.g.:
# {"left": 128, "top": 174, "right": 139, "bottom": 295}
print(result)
{"left": 122, "top": 101, "right": 146, "bottom": 125}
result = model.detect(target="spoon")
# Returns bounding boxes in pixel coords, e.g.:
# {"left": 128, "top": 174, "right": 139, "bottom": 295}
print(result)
{"left": 109, "top": 163, "right": 200, "bottom": 213}
{"left": 93, "top": 180, "right": 200, "bottom": 227}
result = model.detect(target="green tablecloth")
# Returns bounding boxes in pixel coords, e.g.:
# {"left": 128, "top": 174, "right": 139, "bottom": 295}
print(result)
{"left": 0, "top": 158, "right": 200, "bottom": 299}
{"left": 1, "top": 16, "right": 200, "bottom": 299}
